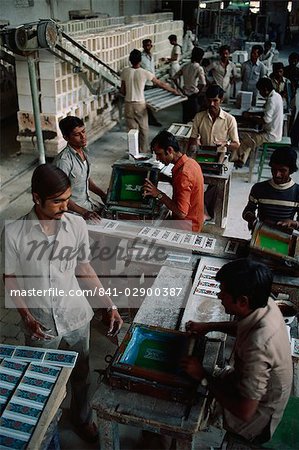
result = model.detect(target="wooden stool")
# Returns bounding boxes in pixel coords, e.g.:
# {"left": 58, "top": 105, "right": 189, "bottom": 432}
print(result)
{"left": 257, "top": 137, "right": 292, "bottom": 182}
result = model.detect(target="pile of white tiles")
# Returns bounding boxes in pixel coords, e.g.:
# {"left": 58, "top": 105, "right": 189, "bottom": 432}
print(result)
{"left": 15, "top": 13, "right": 183, "bottom": 156}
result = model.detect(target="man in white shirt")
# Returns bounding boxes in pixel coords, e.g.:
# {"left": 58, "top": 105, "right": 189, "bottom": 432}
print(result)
{"left": 120, "top": 49, "right": 179, "bottom": 152}
{"left": 205, "top": 45, "right": 237, "bottom": 102}
{"left": 167, "top": 34, "right": 182, "bottom": 78}
{"left": 241, "top": 45, "right": 267, "bottom": 105}
{"left": 4, "top": 164, "right": 123, "bottom": 443}
{"left": 140, "top": 38, "right": 162, "bottom": 127}
{"left": 232, "top": 77, "right": 284, "bottom": 168}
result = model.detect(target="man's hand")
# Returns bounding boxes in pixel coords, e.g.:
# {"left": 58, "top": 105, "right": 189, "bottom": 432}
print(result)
{"left": 180, "top": 356, "right": 205, "bottom": 381}
{"left": 107, "top": 309, "right": 123, "bottom": 337}
{"left": 276, "top": 219, "right": 298, "bottom": 231}
{"left": 143, "top": 178, "right": 159, "bottom": 198}
{"left": 23, "top": 314, "right": 54, "bottom": 341}
{"left": 185, "top": 321, "right": 212, "bottom": 335}
{"left": 83, "top": 210, "right": 101, "bottom": 223}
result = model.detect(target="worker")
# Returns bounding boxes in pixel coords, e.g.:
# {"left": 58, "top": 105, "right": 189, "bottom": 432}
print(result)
{"left": 242, "top": 147, "right": 299, "bottom": 231}
{"left": 167, "top": 34, "right": 182, "bottom": 78}
{"left": 187, "top": 84, "right": 240, "bottom": 160}
{"left": 241, "top": 45, "right": 267, "bottom": 106}
{"left": 3, "top": 164, "right": 123, "bottom": 443}
{"left": 259, "top": 40, "right": 274, "bottom": 75}
{"left": 140, "top": 38, "right": 162, "bottom": 127}
{"left": 269, "top": 62, "right": 291, "bottom": 111}
{"left": 205, "top": 45, "right": 238, "bottom": 102}
{"left": 182, "top": 258, "right": 292, "bottom": 448}
{"left": 54, "top": 116, "right": 106, "bottom": 221}
{"left": 143, "top": 130, "right": 204, "bottom": 232}
{"left": 232, "top": 77, "right": 284, "bottom": 168}
{"left": 120, "top": 49, "right": 180, "bottom": 152}
{"left": 283, "top": 52, "right": 299, "bottom": 100}
{"left": 172, "top": 46, "right": 206, "bottom": 123}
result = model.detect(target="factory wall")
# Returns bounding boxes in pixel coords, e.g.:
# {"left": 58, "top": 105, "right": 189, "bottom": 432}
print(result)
{"left": 0, "top": 0, "right": 161, "bottom": 26}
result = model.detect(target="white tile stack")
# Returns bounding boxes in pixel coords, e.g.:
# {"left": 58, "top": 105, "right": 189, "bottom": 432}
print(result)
{"left": 231, "top": 50, "right": 248, "bottom": 64}
{"left": 128, "top": 129, "right": 139, "bottom": 158}
{"left": 240, "top": 91, "right": 253, "bottom": 110}
{"left": 15, "top": 13, "right": 183, "bottom": 156}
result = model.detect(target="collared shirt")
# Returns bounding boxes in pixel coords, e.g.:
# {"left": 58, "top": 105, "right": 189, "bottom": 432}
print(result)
{"left": 172, "top": 154, "right": 204, "bottom": 232}
{"left": 191, "top": 108, "right": 240, "bottom": 145}
{"left": 224, "top": 298, "right": 292, "bottom": 441}
{"left": 4, "top": 209, "right": 94, "bottom": 335}
{"left": 174, "top": 62, "right": 206, "bottom": 96}
{"left": 120, "top": 67, "right": 154, "bottom": 102}
{"left": 205, "top": 60, "right": 237, "bottom": 91}
{"left": 141, "top": 51, "right": 155, "bottom": 86}
{"left": 241, "top": 59, "right": 267, "bottom": 94}
{"left": 243, "top": 177, "right": 299, "bottom": 223}
{"left": 54, "top": 145, "right": 98, "bottom": 211}
{"left": 262, "top": 90, "right": 283, "bottom": 141}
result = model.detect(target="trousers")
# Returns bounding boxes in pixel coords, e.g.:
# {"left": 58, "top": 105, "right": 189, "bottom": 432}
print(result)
{"left": 124, "top": 101, "right": 148, "bottom": 152}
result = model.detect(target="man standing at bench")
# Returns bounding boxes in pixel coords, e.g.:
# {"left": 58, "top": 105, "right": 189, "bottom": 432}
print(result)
{"left": 182, "top": 259, "right": 292, "bottom": 448}
{"left": 242, "top": 147, "right": 299, "bottom": 231}
{"left": 231, "top": 77, "right": 284, "bottom": 168}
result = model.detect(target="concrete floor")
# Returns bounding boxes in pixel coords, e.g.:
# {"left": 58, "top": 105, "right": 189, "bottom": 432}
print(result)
{"left": 1, "top": 46, "right": 299, "bottom": 450}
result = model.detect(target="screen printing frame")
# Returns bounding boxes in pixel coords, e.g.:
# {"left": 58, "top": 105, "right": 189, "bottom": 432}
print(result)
{"left": 106, "top": 323, "right": 202, "bottom": 403}
{"left": 250, "top": 221, "right": 298, "bottom": 265}
{"left": 106, "top": 163, "right": 160, "bottom": 211}
{"left": 196, "top": 145, "right": 224, "bottom": 174}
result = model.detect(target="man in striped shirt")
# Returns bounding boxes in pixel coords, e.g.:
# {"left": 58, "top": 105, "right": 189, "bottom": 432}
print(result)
{"left": 242, "top": 147, "right": 299, "bottom": 231}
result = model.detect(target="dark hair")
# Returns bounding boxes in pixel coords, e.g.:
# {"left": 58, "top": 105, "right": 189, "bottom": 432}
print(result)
{"left": 251, "top": 45, "right": 263, "bottom": 56}
{"left": 256, "top": 77, "right": 274, "bottom": 92}
{"left": 219, "top": 45, "right": 230, "bottom": 54}
{"left": 288, "top": 52, "right": 299, "bottom": 63}
{"left": 32, "top": 164, "right": 71, "bottom": 204}
{"left": 264, "top": 40, "right": 272, "bottom": 49}
{"left": 59, "top": 116, "right": 84, "bottom": 138}
{"left": 142, "top": 39, "right": 152, "bottom": 47}
{"left": 273, "top": 62, "right": 284, "bottom": 72}
{"left": 216, "top": 259, "right": 273, "bottom": 309}
{"left": 168, "top": 34, "right": 177, "bottom": 41}
{"left": 151, "top": 130, "right": 180, "bottom": 154}
{"left": 191, "top": 47, "right": 204, "bottom": 63}
{"left": 269, "top": 147, "right": 298, "bottom": 173}
{"left": 205, "top": 84, "right": 224, "bottom": 99}
{"left": 129, "top": 49, "right": 141, "bottom": 65}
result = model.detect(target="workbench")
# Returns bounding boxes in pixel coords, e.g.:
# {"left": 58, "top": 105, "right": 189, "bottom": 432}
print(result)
{"left": 92, "top": 256, "right": 230, "bottom": 450}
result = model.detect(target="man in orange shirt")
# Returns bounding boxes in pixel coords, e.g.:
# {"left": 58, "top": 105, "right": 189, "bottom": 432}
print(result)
{"left": 143, "top": 130, "right": 204, "bottom": 232}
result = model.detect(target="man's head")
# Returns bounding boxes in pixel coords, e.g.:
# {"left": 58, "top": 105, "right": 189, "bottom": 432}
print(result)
{"left": 150, "top": 130, "right": 181, "bottom": 165}
{"left": 191, "top": 47, "right": 204, "bottom": 64}
{"left": 256, "top": 77, "right": 274, "bottom": 98}
{"left": 272, "top": 62, "right": 284, "bottom": 78}
{"left": 219, "top": 45, "right": 230, "bottom": 61}
{"left": 288, "top": 52, "right": 299, "bottom": 66}
{"left": 129, "top": 49, "right": 142, "bottom": 66}
{"left": 269, "top": 147, "right": 298, "bottom": 184}
{"left": 31, "top": 164, "right": 71, "bottom": 220}
{"left": 142, "top": 39, "right": 153, "bottom": 54}
{"left": 168, "top": 34, "right": 177, "bottom": 45}
{"left": 205, "top": 84, "right": 224, "bottom": 116}
{"left": 264, "top": 40, "right": 272, "bottom": 53}
{"left": 250, "top": 45, "right": 263, "bottom": 63}
{"left": 216, "top": 259, "right": 273, "bottom": 315}
{"left": 59, "top": 116, "right": 86, "bottom": 151}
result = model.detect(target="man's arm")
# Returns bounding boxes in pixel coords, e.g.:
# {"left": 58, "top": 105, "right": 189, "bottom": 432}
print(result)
{"left": 227, "top": 116, "right": 240, "bottom": 153}
{"left": 186, "top": 320, "right": 238, "bottom": 337}
{"left": 76, "top": 262, "right": 123, "bottom": 336}
{"left": 152, "top": 77, "right": 180, "bottom": 95}
{"left": 120, "top": 80, "right": 126, "bottom": 97}
{"left": 67, "top": 199, "right": 101, "bottom": 222}
{"left": 88, "top": 178, "right": 107, "bottom": 203}
{"left": 3, "top": 274, "right": 53, "bottom": 340}
{"left": 143, "top": 178, "right": 187, "bottom": 219}
{"left": 242, "top": 191, "right": 258, "bottom": 230}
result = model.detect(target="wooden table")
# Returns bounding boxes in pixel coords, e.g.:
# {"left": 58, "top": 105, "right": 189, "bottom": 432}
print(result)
{"left": 92, "top": 259, "right": 229, "bottom": 450}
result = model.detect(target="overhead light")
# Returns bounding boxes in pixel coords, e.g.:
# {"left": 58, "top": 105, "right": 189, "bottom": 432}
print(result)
{"left": 199, "top": 2, "right": 207, "bottom": 8}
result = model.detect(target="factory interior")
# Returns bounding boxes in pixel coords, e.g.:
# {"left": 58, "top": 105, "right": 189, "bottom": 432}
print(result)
{"left": 0, "top": 1, "right": 299, "bottom": 449}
